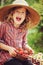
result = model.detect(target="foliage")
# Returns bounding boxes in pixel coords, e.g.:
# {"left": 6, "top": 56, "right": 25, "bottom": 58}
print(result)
{"left": 26, "top": 0, "right": 43, "bottom": 53}
{"left": 27, "top": 30, "right": 43, "bottom": 53}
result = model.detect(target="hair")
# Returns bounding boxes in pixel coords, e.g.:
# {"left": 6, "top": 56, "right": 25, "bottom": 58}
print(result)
{"left": 4, "top": 6, "right": 31, "bottom": 30}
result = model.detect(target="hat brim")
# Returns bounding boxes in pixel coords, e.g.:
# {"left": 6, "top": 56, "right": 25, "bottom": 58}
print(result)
{"left": 0, "top": 4, "right": 40, "bottom": 29}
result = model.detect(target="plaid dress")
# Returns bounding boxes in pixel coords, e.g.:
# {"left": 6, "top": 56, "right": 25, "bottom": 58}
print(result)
{"left": 0, "top": 21, "right": 27, "bottom": 65}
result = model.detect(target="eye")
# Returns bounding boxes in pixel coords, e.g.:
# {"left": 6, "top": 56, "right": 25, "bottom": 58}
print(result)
{"left": 22, "top": 12, "right": 24, "bottom": 13}
{"left": 16, "top": 10, "right": 20, "bottom": 13}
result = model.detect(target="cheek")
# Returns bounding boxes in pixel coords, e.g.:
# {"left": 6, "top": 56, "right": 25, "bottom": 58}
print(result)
{"left": 13, "top": 14, "right": 15, "bottom": 19}
{"left": 13, "top": 13, "right": 17, "bottom": 17}
{"left": 22, "top": 15, "right": 26, "bottom": 20}
{"left": 13, "top": 14, "right": 17, "bottom": 20}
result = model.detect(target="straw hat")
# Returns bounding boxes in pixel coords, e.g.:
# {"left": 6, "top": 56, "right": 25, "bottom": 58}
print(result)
{"left": 0, "top": 0, "right": 40, "bottom": 29}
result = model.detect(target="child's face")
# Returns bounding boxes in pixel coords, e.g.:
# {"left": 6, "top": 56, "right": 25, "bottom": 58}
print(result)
{"left": 13, "top": 7, "right": 26, "bottom": 25}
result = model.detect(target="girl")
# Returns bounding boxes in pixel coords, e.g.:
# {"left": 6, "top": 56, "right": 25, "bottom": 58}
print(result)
{"left": 0, "top": 0, "right": 40, "bottom": 65}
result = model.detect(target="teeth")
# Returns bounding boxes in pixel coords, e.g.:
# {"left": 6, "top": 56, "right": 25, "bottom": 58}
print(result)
{"left": 16, "top": 17, "right": 21, "bottom": 21}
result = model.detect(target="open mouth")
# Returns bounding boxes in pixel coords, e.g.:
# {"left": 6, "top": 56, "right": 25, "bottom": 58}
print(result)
{"left": 16, "top": 17, "right": 21, "bottom": 21}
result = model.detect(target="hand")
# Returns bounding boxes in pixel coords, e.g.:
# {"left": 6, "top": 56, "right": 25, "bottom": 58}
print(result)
{"left": 21, "top": 50, "right": 29, "bottom": 58}
{"left": 24, "top": 50, "right": 28, "bottom": 54}
{"left": 16, "top": 52, "right": 29, "bottom": 60}
{"left": 8, "top": 47, "right": 17, "bottom": 57}
{"left": 21, "top": 53, "right": 29, "bottom": 59}
{"left": 28, "top": 49, "right": 34, "bottom": 55}
{"left": 25, "top": 48, "right": 34, "bottom": 55}
{"left": 18, "top": 49, "right": 29, "bottom": 59}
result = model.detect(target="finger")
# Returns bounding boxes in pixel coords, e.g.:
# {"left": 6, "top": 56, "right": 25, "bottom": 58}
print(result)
{"left": 15, "top": 50, "right": 19, "bottom": 53}
{"left": 21, "top": 54, "right": 28, "bottom": 58}
{"left": 12, "top": 53, "right": 17, "bottom": 57}
{"left": 22, "top": 55, "right": 27, "bottom": 58}
{"left": 10, "top": 51, "right": 17, "bottom": 57}
{"left": 24, "top": 51, "right": 28, "bottom": 54}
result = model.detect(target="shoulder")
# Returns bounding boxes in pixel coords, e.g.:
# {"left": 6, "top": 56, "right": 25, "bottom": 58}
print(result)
{"left": 0, "top": 22, "right": 6, "bottom": 28}
{"left": 0, "top": 21, "right": 11, "bottom": 27}
{"left": 22, "top": 29, "right": 27, "bottom": 34}
{"left": 0, "top": 21, "right": 6, "bottom": 26}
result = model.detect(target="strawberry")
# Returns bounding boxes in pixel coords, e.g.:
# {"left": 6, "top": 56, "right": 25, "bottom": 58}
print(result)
{"left": 18, "top": 50, "right": 24, "bottom": 55}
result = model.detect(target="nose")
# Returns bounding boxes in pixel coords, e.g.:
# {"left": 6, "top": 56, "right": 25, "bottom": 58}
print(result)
{"left": 18, "top": 11, "right": 23, "bottom": 15}
{"left": 18, "top": 13, "right": 22, "bottom": 17}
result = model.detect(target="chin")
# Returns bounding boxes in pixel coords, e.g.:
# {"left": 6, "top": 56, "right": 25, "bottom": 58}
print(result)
{"left": 16, "top": 21, "right": 22, "bottom": 24}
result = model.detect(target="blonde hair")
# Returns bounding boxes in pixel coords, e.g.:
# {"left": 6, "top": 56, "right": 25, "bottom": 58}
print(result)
{"left": 4, "top": 6, "right": 31, "bottom": 30}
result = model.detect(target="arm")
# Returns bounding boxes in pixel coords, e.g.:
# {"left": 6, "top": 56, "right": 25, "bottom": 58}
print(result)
{"left": 0, "top": 42, "right": 17, "bottom": 57}
{"left": 0, "top": 22, "right": 9, "bottom": 51}
{"left": 24, "top": 44, "right": 34, "bottom": 55}
{"left": 0, "top": 42, "right": 16, "bottom": 52}
{"left": 0, "top": 22, "right": 17, "bottom": 57}
{"left": 22, "top": 32, "right": 34, "bottom": 55}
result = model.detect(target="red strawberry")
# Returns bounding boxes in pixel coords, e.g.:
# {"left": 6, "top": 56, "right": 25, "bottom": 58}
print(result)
{"left": 19, "top": 50, "right": 24, "bottom": 55}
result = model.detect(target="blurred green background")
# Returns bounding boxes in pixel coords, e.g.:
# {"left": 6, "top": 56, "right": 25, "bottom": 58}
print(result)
{"left": 0, "top": 0, "right": 43, "bottom": 53}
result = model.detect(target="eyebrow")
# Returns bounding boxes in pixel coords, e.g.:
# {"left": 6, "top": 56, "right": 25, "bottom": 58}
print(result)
{"left": 16, "top": 10, "right": 25, "bottom": 13}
